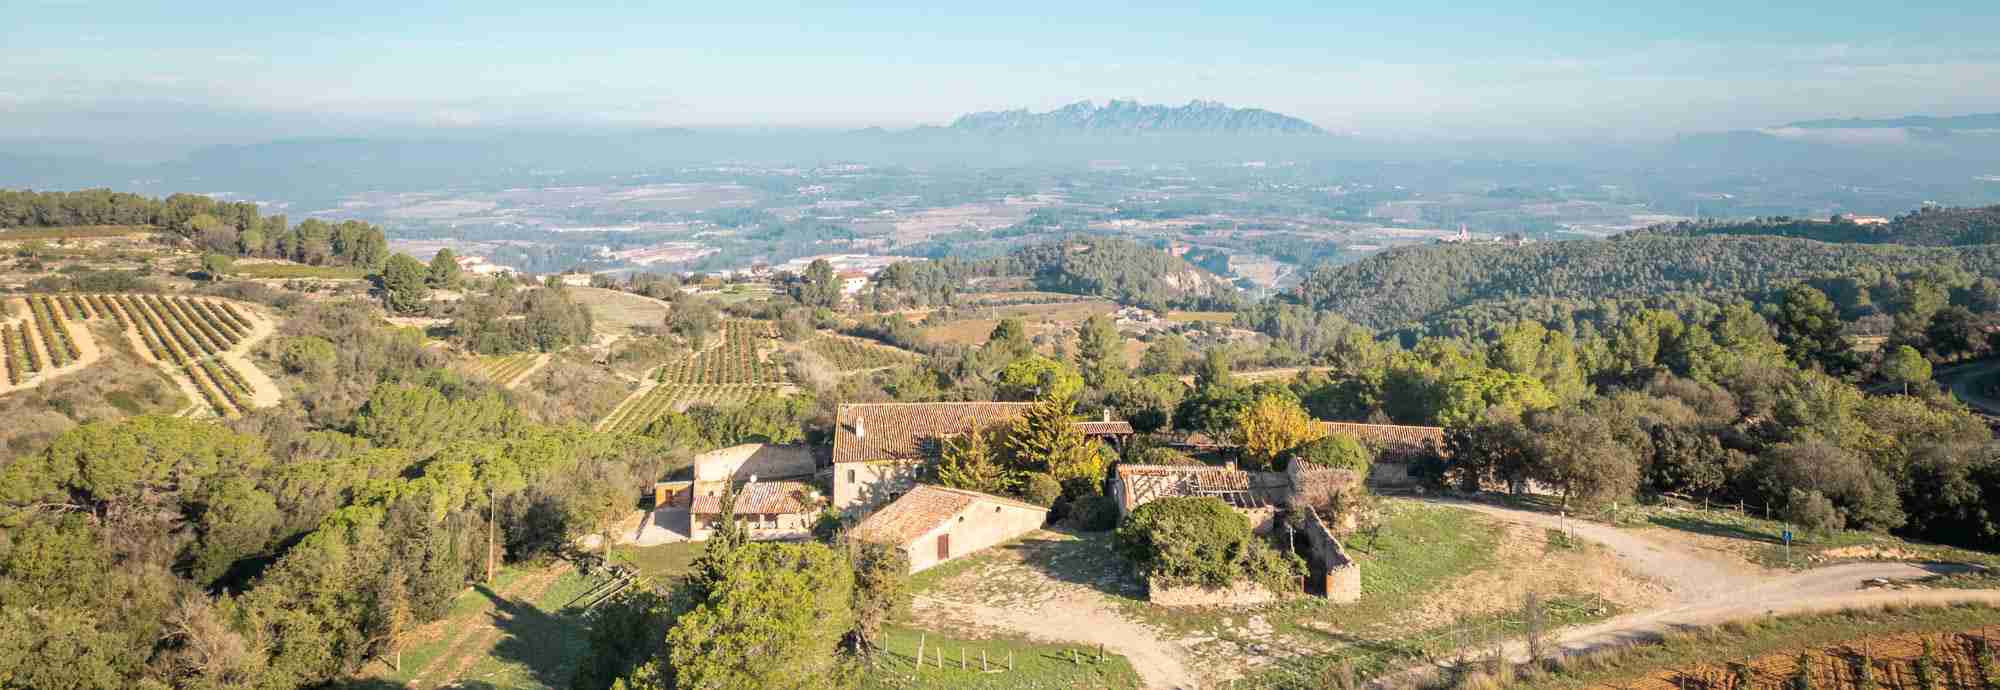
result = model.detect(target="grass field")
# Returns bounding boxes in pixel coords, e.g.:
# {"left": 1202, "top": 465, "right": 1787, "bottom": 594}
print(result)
{"left": 612, "top": 542, "right": 704, "bottom": 582}
{"left": 0, "top": 225, "right": 157, "bottom": 241}
{"left": 376, "top": 563, "right": 609, "bottom": 690}
{"left": 1563, "top": 498, "right": 2000, "bottom": 570}
{"left": 918, "top": 300, "right": 1118, "bottom": 347}
{"left": 569, "top": 287, "right": 671, "bottom": 334}
{"left": 864, "top": 625, "right": 1142, "bottom": 690}
{"left": 228, "top": 262, "right": 372, "bottom": 279}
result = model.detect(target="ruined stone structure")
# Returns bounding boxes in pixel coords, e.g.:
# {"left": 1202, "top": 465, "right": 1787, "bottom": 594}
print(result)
{"left": 1112, "top": 461, "right": 1365, "bottom": 605}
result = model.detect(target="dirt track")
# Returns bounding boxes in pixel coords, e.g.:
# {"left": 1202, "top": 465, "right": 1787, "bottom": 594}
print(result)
{"left": 1369, "top": 498, "right": 2000, "bottom": 688}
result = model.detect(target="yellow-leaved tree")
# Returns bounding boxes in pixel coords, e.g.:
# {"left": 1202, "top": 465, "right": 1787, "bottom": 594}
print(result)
{"left": 1234, "top": 394, "right": 1324, "bottom": 470}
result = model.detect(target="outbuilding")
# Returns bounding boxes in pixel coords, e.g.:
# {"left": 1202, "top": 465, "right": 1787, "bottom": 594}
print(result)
{"left": 852, "top": 485, "right": 1048, "bottom": 573}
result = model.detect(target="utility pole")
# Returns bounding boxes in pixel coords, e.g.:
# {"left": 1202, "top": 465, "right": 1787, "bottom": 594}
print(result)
{"left": 487, "top": 487, "right": 497, "bottom": 585}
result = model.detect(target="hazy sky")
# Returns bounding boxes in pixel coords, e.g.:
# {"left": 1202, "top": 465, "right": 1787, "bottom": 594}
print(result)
{"left": 6, "top": 0, "right": 2000, "bottom": 139}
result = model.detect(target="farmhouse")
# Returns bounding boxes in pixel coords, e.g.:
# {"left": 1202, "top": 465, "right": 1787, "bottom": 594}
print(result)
{"left": 691, "top": 443, "right": 818, "bottom": 483}
{"left": 852, "top": 485, "right": 1049, "bottom": 573}
{"left": 1315, "top": 421, "right": 1444, "bottom": 487}
{"left": 659, "top": 480, "right": 821, "bottom": 541}
{"left": 832, "top": 402, "right": 1132, "bottom": 513}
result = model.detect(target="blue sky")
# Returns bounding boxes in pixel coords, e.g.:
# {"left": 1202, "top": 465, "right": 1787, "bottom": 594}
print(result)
{"left": 5, "top": 0, "right": 2000, "bottom": 138}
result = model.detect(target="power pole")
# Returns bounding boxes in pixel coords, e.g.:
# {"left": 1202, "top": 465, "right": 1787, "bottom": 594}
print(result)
{"left": 486, "top": 487, "right": 497, "bottom": 585}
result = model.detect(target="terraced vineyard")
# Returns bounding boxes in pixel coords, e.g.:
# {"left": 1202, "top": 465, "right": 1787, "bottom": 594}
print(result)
{"left": 805, "top": 334, "right": 919, "bottom": 371}
{"left": 461, "top": 353, "right": 545, "bottom": 388}
{"left": 0, "top": 293, "right": 279, "bottom": 418}
{"left": 598, "top": 382, "right": 788, "bottom": 434}
{"left": 654, "top": 320, "right": 785, "bottom": 385}
{"left": 1, "top": 295, "right": 93, "bottom": 390}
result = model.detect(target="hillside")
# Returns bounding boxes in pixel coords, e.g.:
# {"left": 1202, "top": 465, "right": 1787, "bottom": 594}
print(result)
{"left": 947, "top": 99, "right": 1325, "bottom": 135}
{"left": 1783, "top": 112, "right": 2000, "bottom": 130}
{"left": 1630, "top": 204, "right": 2000, "bottom": 246}
{"left": 1292, "top": 235, "right": 2000, "bottom": 330}
{"left": 998, "top": 236, "right": 1241, "bottom": 310}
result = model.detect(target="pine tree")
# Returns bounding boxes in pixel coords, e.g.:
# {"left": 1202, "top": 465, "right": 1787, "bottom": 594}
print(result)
{"left": 936, "top": 425, "right": 1019, "bottom": 495}
{"left": 1074, "top": 314, "right": 1126, "bottom": 390}
{"left": 1006, "top": 397, "right": 1105, "bottom": 487}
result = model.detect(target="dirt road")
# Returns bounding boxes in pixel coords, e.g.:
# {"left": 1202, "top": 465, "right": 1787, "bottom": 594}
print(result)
{"left": 913, "top": 593, "right": 1198, "bottom": 690}
{"left": 1371, "top": 498, "right": 1998, "bottom": 687}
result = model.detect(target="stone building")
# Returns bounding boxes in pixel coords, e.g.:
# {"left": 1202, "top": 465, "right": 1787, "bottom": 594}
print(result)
{"left": 852, "top": 485, "right": 1049, "bottom": 573}
{"left": 1111, "top": 461, "right": 1364, "bottom": 605}
{"left": 832, "top": 402, "right": 1132, "bottom": 514}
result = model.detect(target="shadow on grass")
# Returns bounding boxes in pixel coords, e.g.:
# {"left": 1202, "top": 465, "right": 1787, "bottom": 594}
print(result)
{"left": 1005, "top": 528, "right": 1147, "bottom": 602}
{"left": 484, "top": 579, "right": 599, "bottom": 689}
{"left": 1646, "top": 514, "right": 1782, "bottom": 545}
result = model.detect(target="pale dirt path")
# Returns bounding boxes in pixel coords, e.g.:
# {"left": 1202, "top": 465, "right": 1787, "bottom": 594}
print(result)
{"left": 1369, "top": 497, "right": 2000, "bottom": 688}
{"left": 216, "top": 301, "right": 281, "bottom": 409}
{"left": 913, "top": 593, "right": 1200, "bottom": 690}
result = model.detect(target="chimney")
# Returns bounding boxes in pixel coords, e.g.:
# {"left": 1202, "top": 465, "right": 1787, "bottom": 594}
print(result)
{"left": 854, "top": 415, "right": 866, "bottom": 440}
{"left": 1102, "top": 408, "right": 1112, "bottom": 423}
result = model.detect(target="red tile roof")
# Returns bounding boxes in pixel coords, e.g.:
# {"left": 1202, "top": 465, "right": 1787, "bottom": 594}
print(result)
{"left": 689, "top": 481, "right": 816, "bottom": 515}
{"left": 852, "top": 485, "right": 1046, "bottom": 545}
{"left": 835, "top": 402, "right": 1130, "bottom": 464}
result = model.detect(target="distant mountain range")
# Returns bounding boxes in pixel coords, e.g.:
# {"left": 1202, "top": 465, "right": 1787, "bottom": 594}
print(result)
{"left": 1781, "top": 113, "right": 2000, "bottom": 131}
{"left": 945, "top": 100, "right": 1326, "bottom": 135}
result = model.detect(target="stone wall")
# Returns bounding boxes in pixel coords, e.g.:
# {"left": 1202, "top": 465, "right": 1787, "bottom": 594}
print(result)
{"left": 1147, "top": 577, "right": 1286, "bottom": 607}
{"left": 1299, "top": 508, "right": 1361, "bottom": 603}
{"left": 694, "top": 443, "right": 817, "bottom": 483}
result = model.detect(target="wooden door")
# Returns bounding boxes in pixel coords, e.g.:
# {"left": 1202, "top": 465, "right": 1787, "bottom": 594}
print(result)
{"left": 936, "top": 534, "right": 950, "bottom": 561}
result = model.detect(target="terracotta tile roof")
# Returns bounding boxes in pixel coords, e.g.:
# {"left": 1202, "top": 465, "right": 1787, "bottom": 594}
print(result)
{"left": 1073, "top": 421, "right": 1135, "bottom": 436}
{"left": 851, "top": 485, "right": 1045, "bottom": 545}
{"left": 835, "top": 402, "right": 1129, "bottom": 464}
{"left": 835, "top": 403, "right": 1037, "bottom": 465}
{"left": 1315, "top": 422, "right": 1444, "bottom": 448}
{"left": 689, "top": 481, "right": 816, "bottom": 515}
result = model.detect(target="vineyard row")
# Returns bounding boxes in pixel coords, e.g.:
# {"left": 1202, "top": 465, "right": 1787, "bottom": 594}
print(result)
{"left": 602, "top": 383, "right": 788, "bottom": 434}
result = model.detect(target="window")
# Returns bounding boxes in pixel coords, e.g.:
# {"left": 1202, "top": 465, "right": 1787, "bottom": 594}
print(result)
{"left": 847, "top": 469, "right": 856, "bottom": 483}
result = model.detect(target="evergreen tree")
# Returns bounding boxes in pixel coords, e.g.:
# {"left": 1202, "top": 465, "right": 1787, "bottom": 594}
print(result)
{"left": 1074, "top": 314, "right": 1127, "bottom": 389}
{"left": 1006, "top": 397, "right": 1105, "bottom": 488}
{"left": 378, "top": 253, "right": 432, "bottom": 314}
{"left": 428, "top": 248, "right": 463, "bottom": 289}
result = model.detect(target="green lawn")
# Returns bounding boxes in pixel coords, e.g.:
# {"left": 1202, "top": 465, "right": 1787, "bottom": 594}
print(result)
{"left": 376, "top": 564, "right": 612, "bottom": 689}
{"left": 862, "top": 624, "right": 1141, "bottom": 690}
{"left": 612, "top": 542, "right": 705, "bottom": 582}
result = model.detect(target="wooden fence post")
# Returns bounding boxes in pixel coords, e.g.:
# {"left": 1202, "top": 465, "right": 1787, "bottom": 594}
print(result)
{"left": 915, "top": 634, "right": 925, "bottom": 674}
{"left": 982, "top": 649, "right": 988, "bottom": 672}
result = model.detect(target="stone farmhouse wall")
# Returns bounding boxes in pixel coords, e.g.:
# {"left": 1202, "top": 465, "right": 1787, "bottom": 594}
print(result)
{"left": 1147, "top": 577, "right": 1285, "bottom": 607}
{"left": 693, "top": 443, "right": 817, "bottom": 483}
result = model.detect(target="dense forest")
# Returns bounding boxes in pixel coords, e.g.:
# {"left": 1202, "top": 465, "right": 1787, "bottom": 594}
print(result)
{"left": 869, "top": 235, "right": 1241, "bottom": 311}
{"left": 1293, "top": 234, "right": 2000, "bottom": 331}
{"left": 1632, "top": 204, "right": 2000, "bottom": 246}
{"left": 0, "top": 188, "right": 389, "bottom": 268}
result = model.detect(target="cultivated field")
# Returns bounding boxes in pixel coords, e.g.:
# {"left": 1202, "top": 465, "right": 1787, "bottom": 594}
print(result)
{"left": 594, "top": 320, "right": 791, "bottom": 432}
{"left": 569, "top": 286, "right": 671, "bottom": 335}
{"left": 805, "top": 334, "right": 920, "bottom": 371}
{"left": 460, "top": 352, "right": 549, "bottom": 389}
{"left": 0, "top": 224, "right": 157, "bottom": 241}
{"left": 917, "top": 299, "right": 1118, "bottom": 347}
{"left": 1, "top": 293, "right": 281, "bottom": 418}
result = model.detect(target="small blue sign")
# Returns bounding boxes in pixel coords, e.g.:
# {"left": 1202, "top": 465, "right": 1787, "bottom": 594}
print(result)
{"left": 1782, "top": 530, "right": 1793, "bottom": 544}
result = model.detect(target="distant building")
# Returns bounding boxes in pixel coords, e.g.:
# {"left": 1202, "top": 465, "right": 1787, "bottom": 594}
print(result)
{"left": 837, "top": 270, "right": 870, "bottom": 297}
{"left": 1835, "top": 213, "right": 1891, "bottom": 226}
{"left": 653, "top": 479, "right": 823, "bottom": 542}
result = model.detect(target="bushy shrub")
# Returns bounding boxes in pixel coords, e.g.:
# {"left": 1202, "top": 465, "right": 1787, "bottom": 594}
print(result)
{"left": 1021, "top": 472, "right": 1062, "bottom": 508}
{"left": 1063, "top": 493, "right": 1120, "bottom": 532}
{"left": 1114, "top": 496, "right": 1303, "bottom": 592}
{"left": 1289, "top": 433, "right": 1374, "bottom": 476}
{"left": 1784, "top": 488, "right": 1844, "bottom": 537}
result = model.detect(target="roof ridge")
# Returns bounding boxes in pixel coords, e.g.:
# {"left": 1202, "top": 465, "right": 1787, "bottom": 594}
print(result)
{"left": 915, "top": 484, "right": 1050, "bottom": 512}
